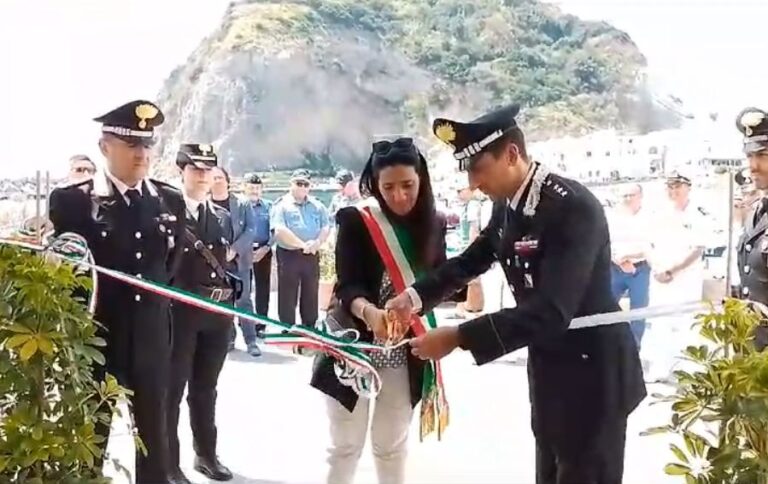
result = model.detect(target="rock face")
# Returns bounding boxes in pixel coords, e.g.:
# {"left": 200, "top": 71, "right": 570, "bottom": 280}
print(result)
{"left": 154, "top": 0, "right": 680, "bottom": 176}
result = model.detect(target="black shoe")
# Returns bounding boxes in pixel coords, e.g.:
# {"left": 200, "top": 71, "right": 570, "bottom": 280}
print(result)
{"left": 194, "top": 455, "right": 233, "bottom": 481}
{"left": 168, "top": 468, "right": 192, "bottom": 484}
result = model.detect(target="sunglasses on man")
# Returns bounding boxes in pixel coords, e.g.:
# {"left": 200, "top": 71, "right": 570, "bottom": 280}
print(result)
{"left": 293, "top": 180, "right": 310, "bottom": 188}
{"left": 73, "top": 166, "right": 96, "bottom": 174}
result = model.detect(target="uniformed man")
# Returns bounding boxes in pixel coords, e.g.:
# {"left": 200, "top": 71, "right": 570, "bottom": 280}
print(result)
{"left": 48, "top": 100, "right": 185, "bottom": 483}
{"left": 242, "top": 172, "right": 274, "bottom": 338}
{"left": 386, "top": 104, "right": 646, "bottom": 484}
{"left": 167, "top": 144, "right": 234, "bottom": 483}
{"left": 735, "top": 107, "right": 768, "bottom": 307}
{"left": 327, "top": 169, "right": 361, "bottom": 219}
{"left": 270, "top": 169, "right": 330, "bottom": 327}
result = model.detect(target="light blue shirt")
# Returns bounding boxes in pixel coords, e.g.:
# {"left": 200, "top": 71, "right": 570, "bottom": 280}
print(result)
{"left": 270, "top": 194, "right": 329, "bottom": 249}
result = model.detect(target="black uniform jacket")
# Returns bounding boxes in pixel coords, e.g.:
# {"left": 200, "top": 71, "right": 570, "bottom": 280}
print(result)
{"left": 737, "top": 199, "right": 768, "bottom": 305}
{"left": 413, "top": 168, "right": 646, "bottom": 451}
{"left": 173, "top": 202, "right": 235, "bottom": 298}
{"left": 48, "top": 173, "right": 185, "bottom": 384}
{"left": 310, "top": 206, "right": 464, "bottom": 412}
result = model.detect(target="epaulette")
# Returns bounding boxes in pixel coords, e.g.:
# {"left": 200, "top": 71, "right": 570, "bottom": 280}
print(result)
{"left": 149, "top": 178, "right": 184, "bottom": 197}
{"left": 541, "top": 175, "right": 572, "bottom": 201}
{"left": 53, "top": 178, "right": 93, "bottom": 195}
{"left": 56, "top": 178, "right": 92, "bottom": 190}
{"left": 150, "top": 178, "right": 182, "bottom": 193}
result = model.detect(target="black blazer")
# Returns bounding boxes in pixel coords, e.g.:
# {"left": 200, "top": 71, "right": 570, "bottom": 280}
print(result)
{"left": 310, "top": 205, "right": 463, "bottom": 412}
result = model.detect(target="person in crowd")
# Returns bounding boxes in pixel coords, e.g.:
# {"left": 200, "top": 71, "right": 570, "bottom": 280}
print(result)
{"left": 451, "top": 177, "right": 484, "bottom": 317}
{"left": 210, "top": 166, "right": 261, "bottom": 356}
{"left": 644, "top": 170, "right": 707, "bottom": 383}
{"left": 607, "top": 183, "right": 652, "bottom": 349}
{"left": 735, "top": 107, "right": 768, "bottom": 309}
{"left": 385, "top": 104, "right": 645, "bottom": 483}
{"left": 242, "top": 172, "right": 274, "bottom": 339}
{"left": 49, "top": 100, "right": 185, "bottom": 483}
{"left": 328, "top": 169, "right": 362, "bottom": 219}
{"left": 271, "top": 169, "right": 330, "bottom": 327}
{"left": 167, "top": 144, "right": 233, "bottom": 483}
{"left": 311, "top": 137, "right": 460, "bottom": 484}
{"left": 67, "top": 154, "right": 97, "bottom": 183}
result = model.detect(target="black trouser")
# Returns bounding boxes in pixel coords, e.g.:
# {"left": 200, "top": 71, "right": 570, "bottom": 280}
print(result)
{"left": 276, "top": 247, "right": 319, "bottom": 327}
{"left": 253, "top": 248, "right": 273, "bottom": 331}
{"left": 92, "top": 317, "right": 172, "bottom": 483}
{"left": 168, "top": 302, "right": 232, "bottom": 470}
{"left": 535, "top": 417, "right": 627, "bottom": 484}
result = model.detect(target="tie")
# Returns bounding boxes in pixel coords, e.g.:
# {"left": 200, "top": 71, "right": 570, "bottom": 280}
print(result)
{"left": 126, "top": 188, "right": 142, "bottom": 207}
{"left": 756, "top": 198, "right": 768, "bottom": 224}
{"left": 197, "top": 203, "right": 207, "bottom": 230}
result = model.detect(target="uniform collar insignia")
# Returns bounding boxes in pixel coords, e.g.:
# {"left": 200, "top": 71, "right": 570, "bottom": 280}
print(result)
{"left": 510, "top": 162, "right": 551, "bottom": 217}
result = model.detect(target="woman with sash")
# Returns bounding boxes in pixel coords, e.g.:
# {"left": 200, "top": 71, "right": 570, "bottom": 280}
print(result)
{"left": 310, "top": 137, "right": 460, "bottom": 484}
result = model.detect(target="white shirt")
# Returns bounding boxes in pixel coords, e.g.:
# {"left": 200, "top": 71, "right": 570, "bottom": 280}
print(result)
{"left": 607, "top": 206, "right": 653, "bottom": 263}
{"left": 651, "top": 201, "right": 707, "bottom": 275}
{"left": 105, "top": 170, "right": 143, "bottom": 205}
{"left": 183, "top": 194, "right": 212, "bottom": 220}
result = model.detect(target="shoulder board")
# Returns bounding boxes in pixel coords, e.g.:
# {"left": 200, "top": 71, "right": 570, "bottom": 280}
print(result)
{"left": 149, "top": 178, "right": 181, "bottom": 192}
{"left": 56, "top": 178, "right": 92, "bottom": 191}
{"left": 541, "top": 175, "right": 573, "bottom": 201}
{"left": 149, "top": 179, "right": 184, "bottom": 201}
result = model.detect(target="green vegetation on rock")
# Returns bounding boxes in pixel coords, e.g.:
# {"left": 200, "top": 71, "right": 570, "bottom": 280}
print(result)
{"left": 154, "top": 0, "right": 677, "bottom": 175}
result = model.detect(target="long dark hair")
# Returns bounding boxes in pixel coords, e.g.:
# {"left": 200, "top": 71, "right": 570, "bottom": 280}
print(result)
{"left": 359, "top": 137, "right": 439, "bottom": 269}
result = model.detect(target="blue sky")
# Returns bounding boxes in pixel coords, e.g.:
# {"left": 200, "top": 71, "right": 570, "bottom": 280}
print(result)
{"left": 0, "top": 0, "right": 765, "bottom": 178}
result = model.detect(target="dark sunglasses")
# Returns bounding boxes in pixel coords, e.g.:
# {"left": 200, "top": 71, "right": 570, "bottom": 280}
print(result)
{"left": 294, "top": 180, "right": 310, "bottom": 187}
{"left": 73, "top": 166, "right": 96, "bottom": 174}
{"left": 372, "top": 137, "right": 414, "bottom": 156}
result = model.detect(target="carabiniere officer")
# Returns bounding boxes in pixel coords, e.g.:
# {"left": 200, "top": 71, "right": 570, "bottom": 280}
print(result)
{"left": 49, "top": 100, "right": 185, "bottom": 483}
{"left": 386, "top": 104, "right": 646, "bottom": 484}
{"left": 167, "top": 144, "right": 236, "bottom": 483}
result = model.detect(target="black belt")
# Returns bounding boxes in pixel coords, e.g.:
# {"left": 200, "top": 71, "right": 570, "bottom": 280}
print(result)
{"left": 196, "top": 286, "right": 233, "bottom": 302}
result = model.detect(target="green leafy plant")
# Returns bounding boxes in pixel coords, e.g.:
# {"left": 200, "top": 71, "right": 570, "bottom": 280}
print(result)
{"left": 643, "top": 299, "right": 768, "bottom": 483}
{"left": 0, "top": 246, "right": 132, "bottom": 483}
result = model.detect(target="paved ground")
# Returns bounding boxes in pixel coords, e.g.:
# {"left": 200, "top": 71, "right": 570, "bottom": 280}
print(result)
{"left": 105, "top": 265, "right": 683, "bottom": 484}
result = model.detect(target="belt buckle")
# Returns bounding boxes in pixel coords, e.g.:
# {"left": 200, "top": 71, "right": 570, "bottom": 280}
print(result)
{"left": 210, "top": 288, "right": 223, "bottom": 302}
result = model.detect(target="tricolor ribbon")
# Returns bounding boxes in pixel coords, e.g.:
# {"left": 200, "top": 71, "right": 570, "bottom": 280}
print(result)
{"left": 0, "top": 234, "right": 390, "bottom": 397}
{"left": 356, "top": 199, "right": 450, "bottom": 441}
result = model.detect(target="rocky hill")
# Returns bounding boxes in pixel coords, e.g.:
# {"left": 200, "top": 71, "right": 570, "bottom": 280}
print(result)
{"left": 154, "top": 0, "right": 681, "bottom": 176}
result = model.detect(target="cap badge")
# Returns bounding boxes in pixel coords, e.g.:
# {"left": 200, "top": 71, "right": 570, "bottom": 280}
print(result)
{"left": 435, "top": 122, "right": 456, "bottom": 146}
{"left": 741, "top": 111, "right": 765, "bottom": 137}
{"left": 135, "top": 104, "right": 159, "bottom": 130}
{"left": 199, "top": 144, "right": 212, "bottom": 155}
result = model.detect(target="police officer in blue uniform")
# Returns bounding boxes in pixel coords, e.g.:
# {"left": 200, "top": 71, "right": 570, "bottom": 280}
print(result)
{"left": 386, "top": 104, "right": 646, "bottom": 484}
{"left": 270, "top": 169, "right": 330, "bottom": 327}
{"left": 48, "top": 100, "right": 185, "bottom": 483}
{"left": 242, "top": 173, "right": 274, "bottom": 338}
{"left": 167, "top": 144, "right": 234, "bottom": 483}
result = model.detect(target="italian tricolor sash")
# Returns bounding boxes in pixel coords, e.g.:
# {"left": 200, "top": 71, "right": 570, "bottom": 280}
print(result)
{"left": 356, "top": 199, "right": 449, "bottom": 440}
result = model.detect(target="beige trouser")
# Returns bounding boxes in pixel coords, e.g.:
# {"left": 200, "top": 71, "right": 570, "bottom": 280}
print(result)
{"left": 325, "top": 365, "right": 413, "bottom": 484}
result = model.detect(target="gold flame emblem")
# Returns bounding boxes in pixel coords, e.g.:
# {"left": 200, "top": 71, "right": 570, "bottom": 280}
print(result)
{"left": 434, "top": 122, "right": 456, "bottom": 146}
{"left": 199, "top": 144, "right": 212, "bottom": 155}
{"left": 135, "top": 104, "right": 159, "bottom": 130}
